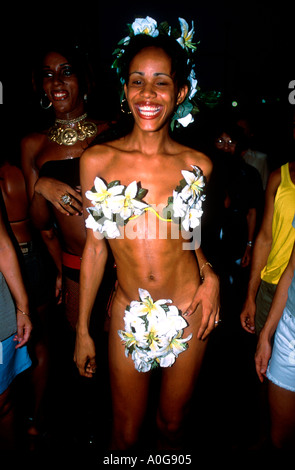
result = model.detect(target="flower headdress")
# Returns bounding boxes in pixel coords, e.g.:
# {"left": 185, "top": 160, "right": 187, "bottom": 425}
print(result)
{"left": 111, "top": 16, "right": 199, "bottom": 129}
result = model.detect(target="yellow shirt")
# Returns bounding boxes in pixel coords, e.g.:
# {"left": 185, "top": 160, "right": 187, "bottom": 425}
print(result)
{"left": 261, "top": 163, "right": 295, "bottom": 284}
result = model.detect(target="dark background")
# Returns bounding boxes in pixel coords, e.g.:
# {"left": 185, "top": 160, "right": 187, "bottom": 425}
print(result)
{"left": 1, "top": 1, "right": 294, "bottom": 165}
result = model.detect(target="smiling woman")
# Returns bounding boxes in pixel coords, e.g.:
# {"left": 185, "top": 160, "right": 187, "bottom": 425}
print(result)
{"left": 74, "top": 17, "right": 220, "bottom": 451}
{"left": 21, "top": 44, "right": 113, "bottom": 331}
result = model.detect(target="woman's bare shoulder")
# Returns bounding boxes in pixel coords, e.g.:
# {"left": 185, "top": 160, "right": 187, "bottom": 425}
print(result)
{"left": 21, "top": 131, "right": 48, "bottom": 157}
{"left": 181, "top": 144, "right": 213, "bottom": 179}
{"left": 80, "top": 139, "right": 123, "bottom": 172}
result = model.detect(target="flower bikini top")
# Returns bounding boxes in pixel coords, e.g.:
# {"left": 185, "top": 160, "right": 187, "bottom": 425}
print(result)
{"left": 85, "top": 165, "right": 206, "bottom": 239}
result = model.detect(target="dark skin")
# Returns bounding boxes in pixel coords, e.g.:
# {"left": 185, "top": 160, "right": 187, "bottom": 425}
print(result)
{"left": 0, "top": 160, "right": 58, "bottom": 438}
{"left": 21, "top": 52, "right": 109, "bottom": 257}
{"left": 0, "top": 203, "right": 32, "bottom": 450}
{"left": 74, "top": 46, "right": 220, "bottom": 450}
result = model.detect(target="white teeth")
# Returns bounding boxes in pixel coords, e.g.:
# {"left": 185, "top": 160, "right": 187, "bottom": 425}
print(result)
{"left": 53, "top": 92, "right": 67, "bottom": 99}
{"left": 138, "top": 106, "right": 160, "bottom": 116}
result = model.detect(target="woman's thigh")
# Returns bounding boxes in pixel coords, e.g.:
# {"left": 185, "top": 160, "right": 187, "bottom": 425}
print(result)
{"left": 158, "top": 306, "right": 208, "bottom": 420}
{"left": 268, "top": 382, "right": 295, "bottom": 447}
{"left": 108, "top": 314, "right": 151, "bottom": 426}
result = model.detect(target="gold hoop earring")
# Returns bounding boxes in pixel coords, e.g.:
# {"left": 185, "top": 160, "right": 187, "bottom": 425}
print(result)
{"left": 40, "top": 95, "right": 52, "bottom": 110}
{"left": 120, "top": 98, "right": 132, "bottom": 115}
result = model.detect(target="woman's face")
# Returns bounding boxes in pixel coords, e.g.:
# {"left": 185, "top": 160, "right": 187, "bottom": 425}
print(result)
{"left": 215, "top": 132, "right": 237, "bottom": 155}
{"left": 124, "top": 46, "right": 188, "bottom": 132}
{"left": 42, "top": 52, "right": 84, "bottom": 118}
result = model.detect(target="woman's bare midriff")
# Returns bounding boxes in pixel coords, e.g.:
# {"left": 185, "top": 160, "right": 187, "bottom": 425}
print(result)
{"left": 108, "top": 216, "right": 201, "bottom": 320}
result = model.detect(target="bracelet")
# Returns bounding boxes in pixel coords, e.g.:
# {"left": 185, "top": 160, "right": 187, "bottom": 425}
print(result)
{"left": 247, "top": 241, "right": 253, "bottom": 247}
{"left": 16, "top": 307, "right": 30, "bottom": 317}
{"left": 200, "top": 261, "right": 213, "bottom": 280}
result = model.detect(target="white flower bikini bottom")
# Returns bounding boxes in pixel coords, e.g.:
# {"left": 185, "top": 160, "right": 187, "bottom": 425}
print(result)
{"left": 118, "top": 288, "right": 192, "bottom": 373}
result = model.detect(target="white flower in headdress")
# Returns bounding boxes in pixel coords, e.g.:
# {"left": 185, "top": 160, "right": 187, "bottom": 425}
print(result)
{"left": 177, "top": 113, "right": 194, "bottom": 128}
{"left": 176, "top": 18, "right": 196, "bottom": 51}
{"left": 188, "top": 69, "right": 198, "bottom": 100}
{"left": 131, "top": 16, "right": 159, "bottom": 37}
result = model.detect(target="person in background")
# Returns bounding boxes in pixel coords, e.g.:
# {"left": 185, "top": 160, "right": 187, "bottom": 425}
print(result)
{"left": 0, "top": 154, "right": 58, "bottom": 446}
{"left": 255, "top": 222, "right": 295, "bottom": 449}
{"left": 240, "top": 160, "right": 295, "bottom": 335}
{"left": 0, "top": 194, "right": 32, "bottom": 451}
{"left": 21, "top": 39, "right": 116, "bottom": 447}
{"left": 205, "top": 120, "right": 263, "bottom": 321}
{"left": 236, "top": 112, "right": 270, "bottom": 190}
{"left": 21, "top": 40, "right": 114, "bottom": 332}
{"left": 240, "top": 111, "right": 295, "bottom": 449}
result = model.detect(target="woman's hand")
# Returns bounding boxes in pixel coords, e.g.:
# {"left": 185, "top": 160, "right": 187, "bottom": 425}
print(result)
{"left": 74, "top": 331, "right": 97, "bottom": 378}
{"left": 240, "top": 296, "right": 256, "bottom": 334}
{"left": 241, "top": 245, "right": 252, "bottom": 267}
{"left": 255, "top": 333, "right": 272, "bottom": 382}
{"left": 15, "top": 311, "right": 32, "bottom": 348}
{"left": 55, "top": 271, "right": 63, "bottom": 305}
{"left": 185, "top": 272, "right": 220, "bottom": 340}
{"left": 35, "top": 177, "right": 82, "bottom": 215}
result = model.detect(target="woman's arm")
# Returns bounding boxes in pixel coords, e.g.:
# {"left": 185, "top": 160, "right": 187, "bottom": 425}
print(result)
{"left": 240, "top": 169, "right": 280, "bottom": 333}
{"left": 21, "top": 135, "right": 82, "bottom": 229}
{"left": 184, "top": 246, "right": 220, "bottom": 341}
{"left": 255, "top": 239, "right": 295, "bottom": 382}
{"left": 74, "top": 147, "right": 109, "bottom": 377}
{"left": 0, "top": 204, "right": 32, "bottom": 347}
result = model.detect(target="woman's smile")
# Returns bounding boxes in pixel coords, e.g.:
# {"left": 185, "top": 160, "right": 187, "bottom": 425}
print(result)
{"left": 135, "top": 102, "right": 163, "bottom": 119}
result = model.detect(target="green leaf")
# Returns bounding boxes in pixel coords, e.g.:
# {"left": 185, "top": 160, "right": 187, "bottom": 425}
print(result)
{"left": 108, "top": 180, "right": 121, "bottom": 189}
{"left": 137, "top": 187, "right": 148, "bottom": 199}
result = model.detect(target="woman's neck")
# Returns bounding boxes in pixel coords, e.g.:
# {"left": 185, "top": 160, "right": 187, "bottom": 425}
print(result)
{"left": 126, "top": 124, "right": 173, "bottom": 156}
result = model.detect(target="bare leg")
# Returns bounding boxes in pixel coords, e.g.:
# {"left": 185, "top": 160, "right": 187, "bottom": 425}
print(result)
{"left": 0, "top": 386, "right": 16, "bottom": 450}
{"left": 268, "top": 381, "right": 295, "bottom": 449}
{"left": 108, "top": 313, "right": 151, "bottom": 450}
{"left": 157, "top": 307, "right": 208, "bottom": 449}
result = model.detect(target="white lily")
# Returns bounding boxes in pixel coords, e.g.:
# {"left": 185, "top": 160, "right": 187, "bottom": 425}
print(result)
{"left": 159, "top": 351, "right": 177, "bottom": 368}
{"left": 109, "top": 181, "right": 149, "bottom": 220}
{"left": 100, "top": 219, "right": 121, "bottom": 239}
{"left": 182, "top": 203, "right": 203, "bottom": 231}
{"left": 176, "top": 18, "right": 196, "bottom": 51}
{"left": 168, "top": 331, "right": 193, "bottom": 357}
{"left": 85, "top": 212, "right": 101, "bottom": 232}
{"left": 85, "top": 176, "right": 124, "bottom": 205}
{"left": 188, "top": 69, "right": 198, "bottom": 100}
{"left": 165, "top": 306, "right": 189, "bottom": 338}
{"left": 132, "top": 16, "right": 159, "bottom": 37}
{"left": 171, "top": 190, "right": 187, "bottom": 218}
{"left": 177, "top": 113, "right": 194, "bottom": 128}
{"left": 118, "top": 288, "right": 192, "bottom": 372}
{"left": 132, "top": 349, "right": 153, "bottom": 373}
{"left": 181, "top": 166, "right": 205, "bottom": 201}
{"left": 123, "top": 309, "right": 147, "bottom": 339}
{"left": 131, "top": 288, "right": 172, "bottom": 318}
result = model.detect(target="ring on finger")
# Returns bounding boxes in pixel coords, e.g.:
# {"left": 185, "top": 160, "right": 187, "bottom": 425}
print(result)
{"left": 60, "top": 193, "right": 72, "bottom": 205}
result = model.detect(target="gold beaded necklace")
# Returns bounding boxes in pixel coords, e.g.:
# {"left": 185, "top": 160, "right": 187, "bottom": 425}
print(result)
{"left": 47, "top": 113, "right": 97, "bottom": 146}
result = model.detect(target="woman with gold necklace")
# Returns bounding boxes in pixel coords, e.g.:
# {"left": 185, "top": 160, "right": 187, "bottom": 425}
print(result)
{"left": 21, "top": 44, "right": 114, "bottom": 331}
